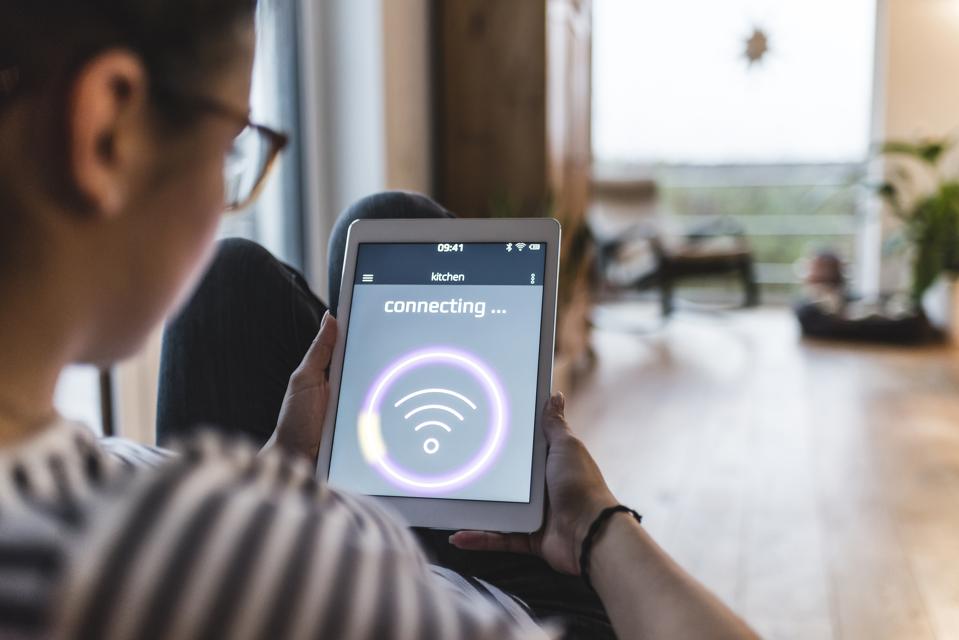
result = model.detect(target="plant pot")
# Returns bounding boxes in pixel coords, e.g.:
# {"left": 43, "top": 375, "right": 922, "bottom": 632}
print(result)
{"left": 920, "top": 273, "right": 959, "bottom": 342}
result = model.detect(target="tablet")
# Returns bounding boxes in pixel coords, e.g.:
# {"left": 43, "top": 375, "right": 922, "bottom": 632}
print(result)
{"left": 316, "top": 218, "right": 560, "bottom": 532}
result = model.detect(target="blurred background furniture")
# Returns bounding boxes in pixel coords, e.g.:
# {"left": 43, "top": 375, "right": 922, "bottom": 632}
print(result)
{"left": 592, "top": 219, "right": 759, "bottom": 317}
{"left": 590, "top": 179, "right": 759, "bottom": 317}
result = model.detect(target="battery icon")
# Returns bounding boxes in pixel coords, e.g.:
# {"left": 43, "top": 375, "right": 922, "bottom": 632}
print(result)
{"left": 529, "top": 243, "right": 541, "bottom": 251}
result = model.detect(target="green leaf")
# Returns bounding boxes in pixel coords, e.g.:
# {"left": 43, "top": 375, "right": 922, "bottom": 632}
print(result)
{"left": 876, "top": 181, "right": 897, "bottom": 200}
{"left": 880, "top": 138, "right": 951, "bottom": 165}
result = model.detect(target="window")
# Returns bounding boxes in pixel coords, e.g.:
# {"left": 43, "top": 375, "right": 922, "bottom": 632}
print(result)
{"left": 591, "top": 0, "right": 878, "bottom": 295}
{"left": 593, "top": 0, "right": 877, "bottom": 165}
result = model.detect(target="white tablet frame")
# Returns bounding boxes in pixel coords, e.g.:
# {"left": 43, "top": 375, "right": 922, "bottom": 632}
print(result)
{"left": 316, "top": 218, "right": 560, "bottom": 532}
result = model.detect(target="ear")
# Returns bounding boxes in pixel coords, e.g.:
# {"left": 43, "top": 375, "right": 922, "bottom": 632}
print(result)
{"left": 68, "top": 49, "right": 149, "bottom": 218}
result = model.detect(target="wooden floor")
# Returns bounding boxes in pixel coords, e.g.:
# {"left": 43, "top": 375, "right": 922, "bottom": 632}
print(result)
{"left": 565, "top": 307, "right": 959, "bottom": 640}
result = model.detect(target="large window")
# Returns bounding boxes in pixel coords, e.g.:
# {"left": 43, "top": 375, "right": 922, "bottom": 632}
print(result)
{"left": 591, "top": 0, "right": 878, "bottom": 295}
{"left": 593, "top": 0, "right": 876, "bottom": 165}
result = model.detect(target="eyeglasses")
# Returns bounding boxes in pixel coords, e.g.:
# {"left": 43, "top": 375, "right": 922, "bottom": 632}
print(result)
{"left": 189, "top": 97, "right": 289, "bottom": 212}
{"left": 154, "top": 86, "right": 289, "bottom": 212}
{"left": 222, "top": 120, "right": 289, "bottom": 212}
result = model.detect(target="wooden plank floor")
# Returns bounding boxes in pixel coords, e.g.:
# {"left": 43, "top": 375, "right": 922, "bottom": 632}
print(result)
{"left": 565, "top": 307, "right": 959, "bottom": 640}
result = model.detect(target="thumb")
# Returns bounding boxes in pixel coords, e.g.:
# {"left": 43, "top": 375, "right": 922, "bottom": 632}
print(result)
{"left": 449, "top": 530, "right": 535, "bottom": 555}
{"left": 290, "top": 312, "right": 337, "bottom": 388}
{"left": 541, "top": 392, "right": 570, "bottom": 445}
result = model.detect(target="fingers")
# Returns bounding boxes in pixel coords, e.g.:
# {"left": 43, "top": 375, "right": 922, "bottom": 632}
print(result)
{"left": 448, "top": 531, "right": 534, "bottom": 555}
{"left": 541, "top": 392, "right": 571, "bottom": 444}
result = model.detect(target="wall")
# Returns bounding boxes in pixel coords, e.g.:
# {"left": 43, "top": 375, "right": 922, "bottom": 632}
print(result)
{"left": 301, "top": 0, "right": 432, "bottom": 296}
{"left": 873, "top": 0, "right": 959, "bottom": 292}
{"left": 113, "top": 329, "right": 162, "bottom": 444}
{"left": 882, "top": 0, "right": 959, "bottom": 139}
{"left": 299, "top": 0, "right": 387, "bottom": 299}
{"left": 383, "top": 0, "right": 433, "bottom": 195}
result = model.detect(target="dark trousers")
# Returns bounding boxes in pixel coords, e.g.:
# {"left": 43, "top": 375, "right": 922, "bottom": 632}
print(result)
{"left": 157, "top": 191, "right": 614, "bottom": 639}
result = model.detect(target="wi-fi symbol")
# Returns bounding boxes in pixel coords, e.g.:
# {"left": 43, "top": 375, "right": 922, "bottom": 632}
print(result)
{"left": 515, "top": 242, "right": 527, "bottom": 252}
{"left": 394, "top": 388, "right": 477, "bottom": 455}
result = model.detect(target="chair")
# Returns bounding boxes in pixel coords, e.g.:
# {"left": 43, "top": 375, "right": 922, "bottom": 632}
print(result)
{"left": 591, "top": 216, "right": 760, "bottom": 317}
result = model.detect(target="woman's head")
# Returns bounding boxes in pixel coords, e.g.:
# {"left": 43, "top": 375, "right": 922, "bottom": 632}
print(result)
{"left": 0, "top": 0, "right": 259, "bottom": 366}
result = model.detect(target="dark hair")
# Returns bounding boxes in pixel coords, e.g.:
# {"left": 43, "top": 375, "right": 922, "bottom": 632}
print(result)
{"left": 1, "top": 0, "right": 258, "bottom": 122}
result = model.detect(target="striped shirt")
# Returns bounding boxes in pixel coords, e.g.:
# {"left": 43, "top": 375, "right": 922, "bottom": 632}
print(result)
{"left": 0, "top": 418, "right": 552, "bottom": 639}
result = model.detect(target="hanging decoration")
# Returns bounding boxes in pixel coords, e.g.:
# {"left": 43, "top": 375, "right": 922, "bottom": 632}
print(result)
{"left": 744, "top": 27, "right": 770, "bottom": 66}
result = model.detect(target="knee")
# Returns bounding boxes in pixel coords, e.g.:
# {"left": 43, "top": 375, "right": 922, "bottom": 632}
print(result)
{"left": 326, "top": 191, "right": 453, "bottom": 316}
{"left": 210, "top": 237, "right": 275, "bottom": 278}
{"left": 329, "top": 192, "right": 453, "bottom": 249}
{"left": 180, "top": 238, "right": 280, "bottom": 312}
{"left": 344, "top": 191, "right": 453, "bottom": 222}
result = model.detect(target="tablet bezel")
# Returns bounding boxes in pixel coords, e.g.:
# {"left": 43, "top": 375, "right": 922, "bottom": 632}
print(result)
{"left": 316, "top": 218, "right": 560, "bottom": 533}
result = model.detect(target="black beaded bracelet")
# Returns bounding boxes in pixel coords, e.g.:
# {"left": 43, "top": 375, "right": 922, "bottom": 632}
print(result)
{"left": 579, "top": 505, "right": 643, "bottom": 590}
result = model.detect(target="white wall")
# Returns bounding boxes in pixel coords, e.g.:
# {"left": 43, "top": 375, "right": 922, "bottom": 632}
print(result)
{"left": 113, "top": 329, "right": 162, "bottom": 444}
{"left": 872, "top": 0, "right": 959, "bottom": 292}
{"left": 300, "top": 0, "right": 433, "bottom": 297}
{"left": 300, "top": 0, "right": 388, "bottom": 298}
{"left": 882, "top": 0, "right": 959, "bottom": 139}
{"left": 323, "top": 0, "right": 390, "bottom": 215}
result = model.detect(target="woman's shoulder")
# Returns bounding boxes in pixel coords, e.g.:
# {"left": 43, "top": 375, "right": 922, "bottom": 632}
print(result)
{"left": 79, "top": 429, "right": 424, "bottom": 563}
{"left": 100, "top": 430, "right": 412, "bottom": 530}
{"left": 50, "top": 431, "right": 430, "bottom": 637}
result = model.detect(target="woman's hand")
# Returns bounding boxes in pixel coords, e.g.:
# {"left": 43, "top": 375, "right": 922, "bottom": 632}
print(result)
{"left": 263, "top": 312, "right": 338, "bottom": 464}
{"left": 450, "top": 392, "right": 618, "bottom": 575}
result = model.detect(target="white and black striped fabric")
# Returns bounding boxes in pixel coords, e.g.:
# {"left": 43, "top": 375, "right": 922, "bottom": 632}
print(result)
{"left": 0, "top": 418, "right": 552, "bottom": 639}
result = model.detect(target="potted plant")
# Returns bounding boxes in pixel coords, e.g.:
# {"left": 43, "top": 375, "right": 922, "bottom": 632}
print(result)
{"left": 877, "top": 138, "right": 959, "bottom": 328}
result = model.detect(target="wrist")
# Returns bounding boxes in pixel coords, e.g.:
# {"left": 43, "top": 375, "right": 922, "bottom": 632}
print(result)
{"left": 573, "top": 498, "right": 619, "bottom": 566}
{"left": 577, "top": 504, "right": 642, "bottom": 587}
{"left": 586, "top": 509, "right": 646, "bottom": 585}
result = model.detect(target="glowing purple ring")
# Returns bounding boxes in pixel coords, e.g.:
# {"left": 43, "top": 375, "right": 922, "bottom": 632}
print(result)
{"left": 360, "top": 347, "right": 508, "bottom": 493}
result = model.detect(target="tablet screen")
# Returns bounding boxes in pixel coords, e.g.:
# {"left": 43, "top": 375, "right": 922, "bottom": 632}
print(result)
{"left": 328, "top": 242, "right": 547, "bottom": 503}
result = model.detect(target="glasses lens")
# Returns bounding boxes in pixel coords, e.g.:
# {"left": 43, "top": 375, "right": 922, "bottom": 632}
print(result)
{"left": 224, "top": 125, "right": 274, "bottom": 210}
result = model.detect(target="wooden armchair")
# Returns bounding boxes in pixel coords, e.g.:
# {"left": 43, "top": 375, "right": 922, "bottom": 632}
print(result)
{"left": 591, "top": 217, "right": 760, "bottom": 316}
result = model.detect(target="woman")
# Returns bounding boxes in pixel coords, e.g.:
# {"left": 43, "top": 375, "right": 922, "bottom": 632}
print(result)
{"left": 0, "top": 1, "right": 757, "bottom": 638}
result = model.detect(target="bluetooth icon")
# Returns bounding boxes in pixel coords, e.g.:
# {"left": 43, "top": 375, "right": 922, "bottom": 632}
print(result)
{"left": 506, "top": 243, "right": 513, "bottom": 252}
